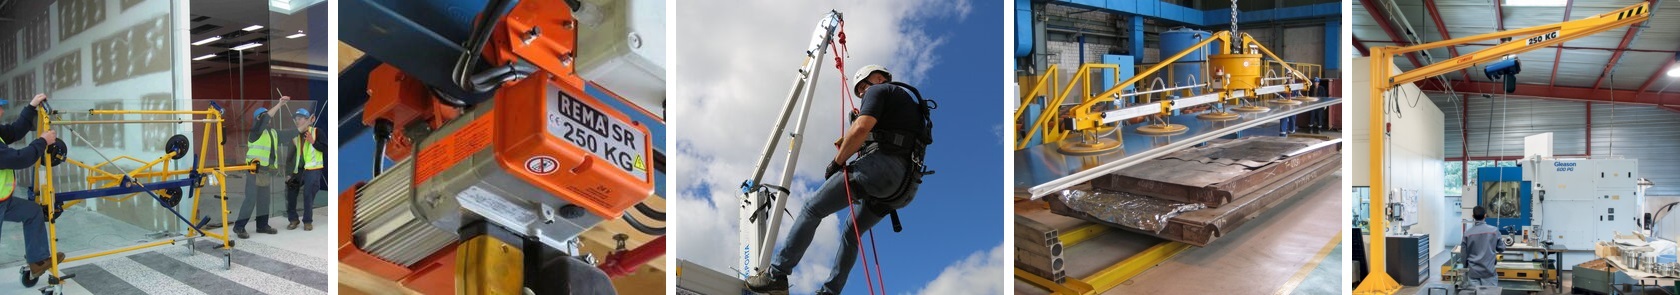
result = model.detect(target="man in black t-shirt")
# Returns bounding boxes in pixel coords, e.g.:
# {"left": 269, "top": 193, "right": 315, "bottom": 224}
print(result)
{"left": 747, "top": 65, "right": 925, "bottom": 295}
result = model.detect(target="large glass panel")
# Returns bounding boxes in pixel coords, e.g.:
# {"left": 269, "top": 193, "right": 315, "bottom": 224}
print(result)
{"left": 0, "top": 0, "right": 183, "bottom": 265}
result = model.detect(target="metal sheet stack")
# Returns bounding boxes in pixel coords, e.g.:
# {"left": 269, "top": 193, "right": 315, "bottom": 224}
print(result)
{"left": 1049, "top": 136, "right": 1340, "bottom": 246}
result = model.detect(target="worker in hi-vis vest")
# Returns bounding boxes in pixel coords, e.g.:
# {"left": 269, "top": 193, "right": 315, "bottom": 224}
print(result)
{"left": 0, "top": 94, "right": 62, "bottom": 281}
{"left": 283, "top": 107, "right": 324, "bottom": 231}
{"left": 232, "top": 96, "right": 289, "bottom": 239}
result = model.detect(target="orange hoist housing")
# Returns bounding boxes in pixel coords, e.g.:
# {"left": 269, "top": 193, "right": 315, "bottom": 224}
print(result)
{"left": 340, "top": 0, "right": 654, "bottom": 293}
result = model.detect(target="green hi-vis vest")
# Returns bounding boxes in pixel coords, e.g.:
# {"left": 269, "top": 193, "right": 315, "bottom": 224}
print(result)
{"left": 247, "top": 128, "right": 279, "bottom": 167}
{"left": 0, "top": 137, "right": 14, "bottom": 201}
{"left": 294, "top": 127, "right": 323, "bottom": 170}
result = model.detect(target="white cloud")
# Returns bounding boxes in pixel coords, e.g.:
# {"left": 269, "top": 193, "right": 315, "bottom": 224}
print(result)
{"left": 671, "top": 0, "right": 973, "bottom": 293}
{"left": 908, "top": 243, "right": 1006, "bottom": 295}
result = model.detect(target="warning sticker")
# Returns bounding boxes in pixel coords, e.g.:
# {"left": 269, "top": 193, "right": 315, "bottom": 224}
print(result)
{"left": 547, "top": 88, "right": 648, "bottom": 180}
{"left": 526, "top": 155, "right": 559, "bottom": 175}
{"left": 415, "top": 116, "right": 494, "bottom": 186}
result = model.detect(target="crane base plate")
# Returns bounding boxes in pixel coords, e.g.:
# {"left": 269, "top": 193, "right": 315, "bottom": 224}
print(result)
{"left": 1135, "top": 124, "right": 1188, "bottom": 136}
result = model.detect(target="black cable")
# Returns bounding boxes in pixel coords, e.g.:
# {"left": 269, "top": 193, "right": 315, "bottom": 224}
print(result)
{"left": 447, "top": 0, "right": 516, "bottom": 106}
{"left": 633, "top": 202, "right": 665, "bottom": 221}
{"left": 622, "top": 212, "right": 665, "bottom": 236}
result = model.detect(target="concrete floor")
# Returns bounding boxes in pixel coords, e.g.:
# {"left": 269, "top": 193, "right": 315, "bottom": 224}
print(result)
{"left": 1015, "top": 173, "right": 1344, "bottom": 294}
{"left": 0, "top": 210, "right": 328, "bottom": 295}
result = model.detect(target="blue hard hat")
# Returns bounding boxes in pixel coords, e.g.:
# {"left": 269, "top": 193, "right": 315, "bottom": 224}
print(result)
{"left": 293, "top": 108, "right": 311, "bottom": 117}
{"left": 254, "top": 107, "right": 267, "bottom": 118}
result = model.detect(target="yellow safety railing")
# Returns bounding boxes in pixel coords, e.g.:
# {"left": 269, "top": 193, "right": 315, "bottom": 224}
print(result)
{"left": 1013, "top": 63, "right": 1123, "bottom": 150}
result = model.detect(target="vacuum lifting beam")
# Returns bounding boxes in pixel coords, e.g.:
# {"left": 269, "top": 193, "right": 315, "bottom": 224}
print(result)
{"left": 1016, "top": 31, "right": 1315, "bottom": 152}
{"left": 1356, "top": 2, "right": 1651, "bottom": 294}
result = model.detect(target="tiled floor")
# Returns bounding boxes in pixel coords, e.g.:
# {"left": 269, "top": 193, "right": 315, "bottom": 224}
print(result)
{"left": 0, "top": 210, "right": 328, "bottom": 295}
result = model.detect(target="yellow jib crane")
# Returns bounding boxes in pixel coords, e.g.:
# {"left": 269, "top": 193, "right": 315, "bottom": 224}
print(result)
{"left": 1356, "top": 2, "right": 1651, "bottom": 294}
{"left": 1014, "top": 30, "right": 1314, "bottom": 153}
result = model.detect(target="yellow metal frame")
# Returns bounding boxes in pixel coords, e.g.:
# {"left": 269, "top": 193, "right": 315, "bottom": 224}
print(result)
{"left": 1014, "top": 241, "right": 1192, "bottom": 295}
{"left": 1356, "top": 3, "right": 1651, "bottom": 294}
{"left": 1014, "top": 31, "right": 1315, "bottom": 150}
{"left": 1015, "top": 223, "right": 1191, "bottom": 295}
{"left": 31, "top": 107, "right": 256, "bottom": 284}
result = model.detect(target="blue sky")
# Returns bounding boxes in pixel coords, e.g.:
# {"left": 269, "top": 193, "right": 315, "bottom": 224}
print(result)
{"left": 670, "top": 1, "right": 1003, "bottom": 294}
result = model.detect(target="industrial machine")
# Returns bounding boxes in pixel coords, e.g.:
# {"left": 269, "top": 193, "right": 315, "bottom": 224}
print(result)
{"left": 1462, "top": 156, "right": 1641, "bottom": 268}
{"left": 339, "top": 0, "right": 666, "bottom": 293}
{"left": 1356, "top": 2, "right": 1652, "bottom": 294}
{"left": 23, "top": 103, "right": 257, "bottom": 295}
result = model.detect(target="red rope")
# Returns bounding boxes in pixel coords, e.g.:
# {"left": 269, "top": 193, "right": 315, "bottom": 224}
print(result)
{"left": 830, "top": 20, "right": 881, "bottom": 295}
{"left": 829, "top": 20, "right": 887, "bottom": 293}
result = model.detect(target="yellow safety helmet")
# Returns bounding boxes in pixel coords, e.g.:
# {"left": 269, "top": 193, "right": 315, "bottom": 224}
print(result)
{"left": 852, "top": 64, "right": 891, "bottom": 96}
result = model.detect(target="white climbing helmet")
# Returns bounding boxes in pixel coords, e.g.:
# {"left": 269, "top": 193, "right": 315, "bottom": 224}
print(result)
{"left": 852, "top": 64, "right": 892, "bottom": 96}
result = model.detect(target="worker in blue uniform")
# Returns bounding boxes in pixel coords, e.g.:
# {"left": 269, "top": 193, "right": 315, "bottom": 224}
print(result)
{"left": 0, "top": 94, "right": 64, "bottom": 281}
{"left": 747, "top": 65, "right": 930, "bottom": 295}
{"left": 284, "top": 108, "right": 325, "bottom": 231}
{"left": 232, "top": 96, "right": 289, "bottom": 238}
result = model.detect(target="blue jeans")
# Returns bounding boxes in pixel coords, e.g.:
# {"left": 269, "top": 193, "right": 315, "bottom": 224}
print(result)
{"left": 770, "top": 152, "right": 907, "bottom": 294}
{"left": 285, "top": 169, "right": 323, "bottom": 224}
{"left": 234, "top": 171, "right": 272, "bottom": 230}
{"left": 0, "top": 198, "right": 49, "bottom": 263}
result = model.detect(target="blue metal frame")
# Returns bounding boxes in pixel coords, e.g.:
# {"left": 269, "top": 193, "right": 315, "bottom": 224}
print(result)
{"left": 1477, "top": 166, "right": 1532, "bottom": 234}
{"left": 54, "top": 176, "right": 196, "bottom": 203}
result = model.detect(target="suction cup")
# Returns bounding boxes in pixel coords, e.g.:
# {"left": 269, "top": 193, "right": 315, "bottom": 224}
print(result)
{"left": 1135, "top": 124, "right": 1188, "bottom": 136}
{"left": 1056, "top": 138, "right": 1122, "bottom": 155}
{"left": 1232, "top": 105, "right": 1270, "bottom": 113}
{"left": 1197, "top": 111, "right": 1240, "bottom": 121}
{"left": 1268, "top": 99, "right": 1302, "bottom": 105}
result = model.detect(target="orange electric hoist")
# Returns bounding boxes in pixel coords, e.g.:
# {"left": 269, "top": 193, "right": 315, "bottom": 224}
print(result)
{"left": 339, "top": 0, "right": 663, "bottom": 293}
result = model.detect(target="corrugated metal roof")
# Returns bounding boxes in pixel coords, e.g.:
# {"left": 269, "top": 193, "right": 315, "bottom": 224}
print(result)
{"left": 1357, "top": 0, "right": 1680, "bottom": 91}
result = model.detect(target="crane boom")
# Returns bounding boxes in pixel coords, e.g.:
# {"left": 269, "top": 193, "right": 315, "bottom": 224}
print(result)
{"left": 739, "top": 10, "right": 844, "bottom": 280}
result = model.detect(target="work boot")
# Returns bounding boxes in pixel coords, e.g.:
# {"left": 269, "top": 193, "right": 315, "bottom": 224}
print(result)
{"left": 744, "top": 272, "right": 789, "bottom": 294}
{"left": 256, "top": 227, "right": 278, "bottom": 235}
{"left": 286, "top": 220, "right": 299, "bottom": 230}
{"left": 234, "top": 228, "right": 250, "bottom": 239}
{"left": 25, "top": 252, "right": 65, "bottom": 280}
{"left": 303, "top": 223, "right": 313, "bottom": 231}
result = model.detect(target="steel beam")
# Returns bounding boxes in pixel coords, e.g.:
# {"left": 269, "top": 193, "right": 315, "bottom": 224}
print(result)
{"left": 1353, "top": 35, "right": 1372, "bottom": 56}
{"left": 1638, "top": 56, "right": 1677, "bottom": 93}
{"left": 1550, "top": 0, "right": 1576, "bottom": 86}
{"left": 1417, "top": 79, "right": 1680, "bottom": 106}
{"left": 1359, "top": 0, "right": 1425, "bottom": 69}
{"left": 1592, "top": 0, "right": 1659, "bottom": 90}
{"left": 1423, "top": 0, "right": 1474, "bottom": 81}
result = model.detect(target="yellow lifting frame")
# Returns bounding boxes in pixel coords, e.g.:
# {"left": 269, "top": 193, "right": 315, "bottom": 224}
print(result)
{"left": 31, "top": 106, "right": 257, "bottom": 285}
{"left": 1355, "top": 2, "right": 1650, "bottom": 294}
{"left": 1014, "top": 31, "right": 1315, "bottom": 150}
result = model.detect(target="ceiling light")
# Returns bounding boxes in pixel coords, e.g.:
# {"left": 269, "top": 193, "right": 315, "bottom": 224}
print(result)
{"left": 1668, "top": 67, "right": 1680, "bottom": 78}
{"left": 231, "top": 43, "right": 263, "bottom": 51}
{"left": 192, "top": 54, "right": 217, "bottom": 61}
{"left": 191, "top": 36, "right": 221, "bottom": 46}
{"left": 243, "top": 25, "right": 264, "bottom": 31}
{"left": 286, "top": 31, "right": 306, "bottom": 39}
